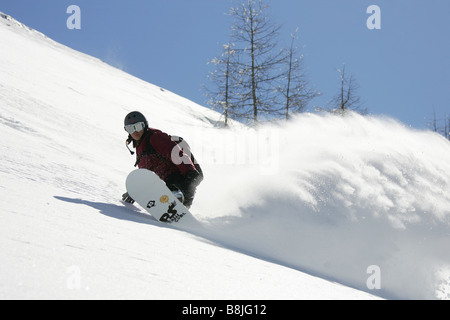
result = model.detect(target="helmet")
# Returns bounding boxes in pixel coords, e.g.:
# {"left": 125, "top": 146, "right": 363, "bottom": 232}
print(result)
{"left": 124, "top": 111, "right": 148, "bottom": 127}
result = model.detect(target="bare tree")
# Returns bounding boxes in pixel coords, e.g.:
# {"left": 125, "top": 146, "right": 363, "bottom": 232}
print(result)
{"left": 445, "top": 116, "right": 450, "bottom": 140}
{"left": 428, "top": 110, "right": 450, "bottom": 140}
{"left": 229, "top": 0, "right": 286, "bottom": 124}
{"left": 206, "top": 43, "right": 240, "bottom": 126}
{"left": 206, "top": 0, "right": 318, "bottom": 124}
{"left": 330, "top": 64, "right": 366, "bottom": 114}
{"left": 440, "top": 116, "right": 450, "bottom": 140}
{"left": 279, "top": 29, "right": 319, "bottom": 119}
{"left": 429, "top": 109, "right": 439, "bottom": 133}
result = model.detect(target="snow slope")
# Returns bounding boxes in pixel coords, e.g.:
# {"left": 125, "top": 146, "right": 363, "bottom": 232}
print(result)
{"left": 1, "top": 12, "right": 449, "bottom": 300}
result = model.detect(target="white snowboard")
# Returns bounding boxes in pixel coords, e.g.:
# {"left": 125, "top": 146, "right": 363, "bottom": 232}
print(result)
{"left": 126, "top": 169, "right": 201, "bottom": 228}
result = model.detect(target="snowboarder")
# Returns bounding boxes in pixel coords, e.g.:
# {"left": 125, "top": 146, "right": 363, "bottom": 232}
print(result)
{"left": 122, "top": 111, "right": 202, "bottom": 208}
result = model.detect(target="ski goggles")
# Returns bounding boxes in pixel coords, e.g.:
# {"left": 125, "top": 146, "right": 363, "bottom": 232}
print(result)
{"left": 124, "top": 122, "right": 146, "bottom": 134}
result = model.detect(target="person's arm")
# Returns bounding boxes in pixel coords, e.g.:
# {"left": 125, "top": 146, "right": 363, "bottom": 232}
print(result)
{"left": 150, "top": 131, "right": 196, "bottom": 176}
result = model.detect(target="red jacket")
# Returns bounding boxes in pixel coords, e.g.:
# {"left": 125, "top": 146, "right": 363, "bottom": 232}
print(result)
{"left": 135, "top": 128, "right": 196, "bottom": 181}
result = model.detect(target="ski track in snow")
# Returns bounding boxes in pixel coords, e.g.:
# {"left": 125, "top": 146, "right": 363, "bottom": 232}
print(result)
{"left": 1, "top": 12, "right": 450, "bottom": 300}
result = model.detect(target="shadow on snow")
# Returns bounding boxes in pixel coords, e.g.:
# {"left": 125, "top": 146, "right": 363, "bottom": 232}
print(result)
{"left": 54, "top": 196, "right": 159, "bottom": 225}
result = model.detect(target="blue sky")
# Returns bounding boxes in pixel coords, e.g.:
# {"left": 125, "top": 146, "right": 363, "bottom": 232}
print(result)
{"left": 1, "top": 0, "right": 449, "bottom": 130}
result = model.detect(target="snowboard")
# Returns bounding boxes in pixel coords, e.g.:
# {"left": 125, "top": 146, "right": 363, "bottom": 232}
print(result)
{"left": 125, "top": 169, "right": 201, "bottom": 228}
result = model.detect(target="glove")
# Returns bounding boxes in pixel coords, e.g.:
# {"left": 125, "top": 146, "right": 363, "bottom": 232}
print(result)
{"left": 122, "top": 192, "right": 135, "bottom": 204}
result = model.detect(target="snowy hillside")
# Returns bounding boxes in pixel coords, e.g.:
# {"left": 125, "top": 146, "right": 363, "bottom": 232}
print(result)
{"left": 1, "top": 12, "right": 449, "bottom": 300}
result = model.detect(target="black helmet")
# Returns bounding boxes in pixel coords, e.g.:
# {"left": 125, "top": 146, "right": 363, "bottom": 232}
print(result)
{"left": 124, "top": 111, "right": 148, "bottom": 127}
{"left": 124, "top": 111, "right": 148, "bottom": 154}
